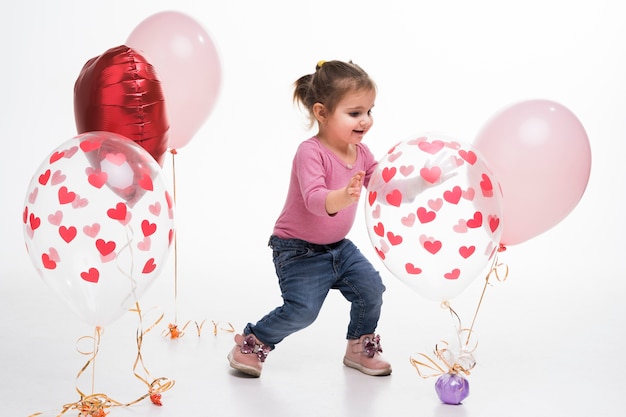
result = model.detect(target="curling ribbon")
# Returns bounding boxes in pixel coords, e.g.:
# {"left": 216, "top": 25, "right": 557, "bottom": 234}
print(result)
{"left": 162, "top": 319, "right": 235, "bottom": 338}
{"left": 410, "top": 303, "right": 477, "bottom": 379}
{"left": 130, "top": 303, "right": 175, "bottom": 405}
{"left": 410, "top": 246, "right": 509, "bottom": 380}
{"left": 29, "top": 305, "right": 174, "bottom": 416}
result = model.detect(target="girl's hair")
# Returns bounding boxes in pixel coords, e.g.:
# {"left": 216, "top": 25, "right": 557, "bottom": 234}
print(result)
{"left": 293, "top": 60, "right": 376, "bottom": 127}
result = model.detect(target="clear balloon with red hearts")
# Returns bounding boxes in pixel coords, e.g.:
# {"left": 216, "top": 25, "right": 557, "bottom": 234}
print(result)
{"left": 365, "top": 134, "right": 503, "bottom": 302}
{"left": 23, "top": 131, "right": 175, "bottom": 327}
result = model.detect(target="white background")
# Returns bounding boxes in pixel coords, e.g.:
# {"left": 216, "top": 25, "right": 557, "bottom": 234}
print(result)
{"left": 1, "top": 1, "right": 624, "bottom": 416}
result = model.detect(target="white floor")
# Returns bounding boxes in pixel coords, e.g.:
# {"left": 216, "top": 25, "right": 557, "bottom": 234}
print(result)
{"left": 2, "top": 234, "right": 624, "bottom": 417}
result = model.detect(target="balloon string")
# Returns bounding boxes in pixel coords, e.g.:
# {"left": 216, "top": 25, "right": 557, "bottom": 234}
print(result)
{"left": 28, "top": 306, "right": 175, "bottom": 416}
{"left": 118, "top": 222, "right": 138, "bottom": 308}
{"left": 464, "top": 245, "right": 509, "bottom": 347}
{"left": 170, "top": 149, "right": 179, "bottom": 325}
{"left": 75, "top": 326, "right": 103, "bottom": 398}
{"left": 129, "top": 302, "right": 175, "bottom": 405}
{"left": 410, "top": 339, "right": 475, "bottom": 379}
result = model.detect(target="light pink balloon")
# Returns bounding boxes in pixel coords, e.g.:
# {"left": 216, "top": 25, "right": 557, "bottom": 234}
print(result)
{"left": 473, "top": 99, "right": 591, "bottom": 246}
{"left": 127, "top": 11, "right": 221, "bottom": 149}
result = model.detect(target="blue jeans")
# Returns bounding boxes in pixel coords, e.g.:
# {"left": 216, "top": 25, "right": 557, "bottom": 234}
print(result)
{"left": 244, "top": 236, "right": 386, "bottom": 350}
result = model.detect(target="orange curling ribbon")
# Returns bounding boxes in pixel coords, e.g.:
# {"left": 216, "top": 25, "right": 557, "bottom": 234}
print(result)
{"left": 29, "top": 305, "right": 176, "bottom": 417}
{"left": 211, "top": 320, "right": 235, "bottom": 336}
{"left": 163, "top": 319, "right": 235, "bottom": 338}
{"left": 162, "top": 320, "right": 191, "bottom": 339}
{"left": 131, "top": 303, "right": 175, "bottom": 405}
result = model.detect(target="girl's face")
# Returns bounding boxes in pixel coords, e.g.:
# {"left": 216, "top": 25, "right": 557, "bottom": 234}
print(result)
{"left": 318, "top": 88, "right": 376, "bottom": 146}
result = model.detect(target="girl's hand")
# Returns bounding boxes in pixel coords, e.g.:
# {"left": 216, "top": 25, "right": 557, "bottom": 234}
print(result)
{"left": 346, "top": 170, "right": 365, "bottom": 202}
{"left": 325, "top": 170, "right": 366, "bottom": 215}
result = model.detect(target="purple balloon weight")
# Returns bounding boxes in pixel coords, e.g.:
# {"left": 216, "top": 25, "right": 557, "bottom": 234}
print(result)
{"left": 435, "top": 373, "right": 470, "bottom": 405}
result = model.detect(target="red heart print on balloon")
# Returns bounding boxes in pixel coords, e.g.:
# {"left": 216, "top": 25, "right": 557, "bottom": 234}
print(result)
{"left": 59, "top": 226, "right": 77, "bottom": 243}
{"left": 87, "top": 170, "right": 108, "bottom": 188}
{"left": 81, "top": 267, "right": 100, "bottom": 283}
{"left": 459, "top": 150, "right": 477, "bottom": 165}
{"left": 138, "top": 173, "right": 154, "bottom": 191}
{"left": 443, "top": 186, "right": 462, "bottom": 204}
{"left": 423, "top": 239, "right": 442, "bottom": 254}
{"left": 39, "top": 170, "right": 51, "bottom": 185}
{"left": 368, "top": 191, "right": 377, "bottom": 206}
{"left": 79, "top": 139, "right": 101, "bottom": 153}
{"left": 96, "top": 239, "right": 116, "bottom": 256}
{"left": 382, "top": 167, "right": 396, "bottom": 183}
{"left": 420, "top": 166, "right": 441, "bottom": 184}
{"left": 107, "top": 202, "right": 128, "bottom": 221}
{"left": 387, "top": 231, "right": 403, "bottom": 246}
{"left": 105, "top": 152, "right": 127, "bottom": 166}
{"left": 141, "top": 220, "right": 157, "bottom": 237}
{"left": 58, "top": 186, "right": 76, "bottom": 205}
{"left": 488, "top": 216, "right": 500, "bottom": 233}
{"left": 405, "top": 263, "right": 422, "bottom": 275}
{"left": 42, "top": 253, "right": 57, "bottom": 269}
{"left": 142, "top": 258, "right": 157, "bottom": 274}
{"left": 29, "top": 213, "right": 41, "bottom": 231}
{"left": 444, "top": 269, "right": 460, "bottom": 280}
{"left": 373, "top": 222, "right": 385, "bottom": 237}
{"left": 385, "top": 189, "right": 403, "bottom": 207}
{"left": 49, "top": 151, "right": 65, "bottom": 164}
{"left": 480, "top": 174, "right": 494, "bottom": 197}
{"left": 459, "top": 246, "right": 476, "bottom": 258}
{"left": 417, "top": 139, "right": 444, "bottom": 154}
{"left": 417, "top": 207, "right": 436, "bottom": 224}
{"left": 466, "top": 212, "right": 483, "bottom": 228}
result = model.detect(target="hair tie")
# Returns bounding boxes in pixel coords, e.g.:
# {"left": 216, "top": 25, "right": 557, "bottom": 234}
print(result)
{"left": 316, "top": 60, "right": 326, "bottom": 70}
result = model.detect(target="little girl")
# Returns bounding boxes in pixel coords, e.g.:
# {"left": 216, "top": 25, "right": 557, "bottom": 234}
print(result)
{"left": 228, "top": 60, "right": 391, "bottom": 377}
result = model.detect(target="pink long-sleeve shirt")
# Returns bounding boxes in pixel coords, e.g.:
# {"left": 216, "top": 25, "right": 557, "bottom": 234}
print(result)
{"left": 273, "top": 137, "right": 378, "bottom": 245}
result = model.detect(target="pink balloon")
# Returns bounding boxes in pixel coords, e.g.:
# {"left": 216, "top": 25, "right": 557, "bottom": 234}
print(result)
{"left": 126, "top": 11, "right": 221, "bottom": 150}
{"left": 473, "top": 99, "right": 591, "bottom": 246}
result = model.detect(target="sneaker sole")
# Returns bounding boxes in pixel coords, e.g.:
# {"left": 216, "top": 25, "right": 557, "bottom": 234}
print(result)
{"left": 227, "top": 351, "right": 262, "bottom": 377}
{"left": 343, "top": 356, "right": 392, "bottom": 376}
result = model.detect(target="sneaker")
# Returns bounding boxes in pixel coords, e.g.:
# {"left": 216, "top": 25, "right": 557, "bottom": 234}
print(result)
{"left": 343, "top": 334, "right": 392, "bottom": 376}
{"left": 227, "top": 333, "right": 270, "bottom": 377}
